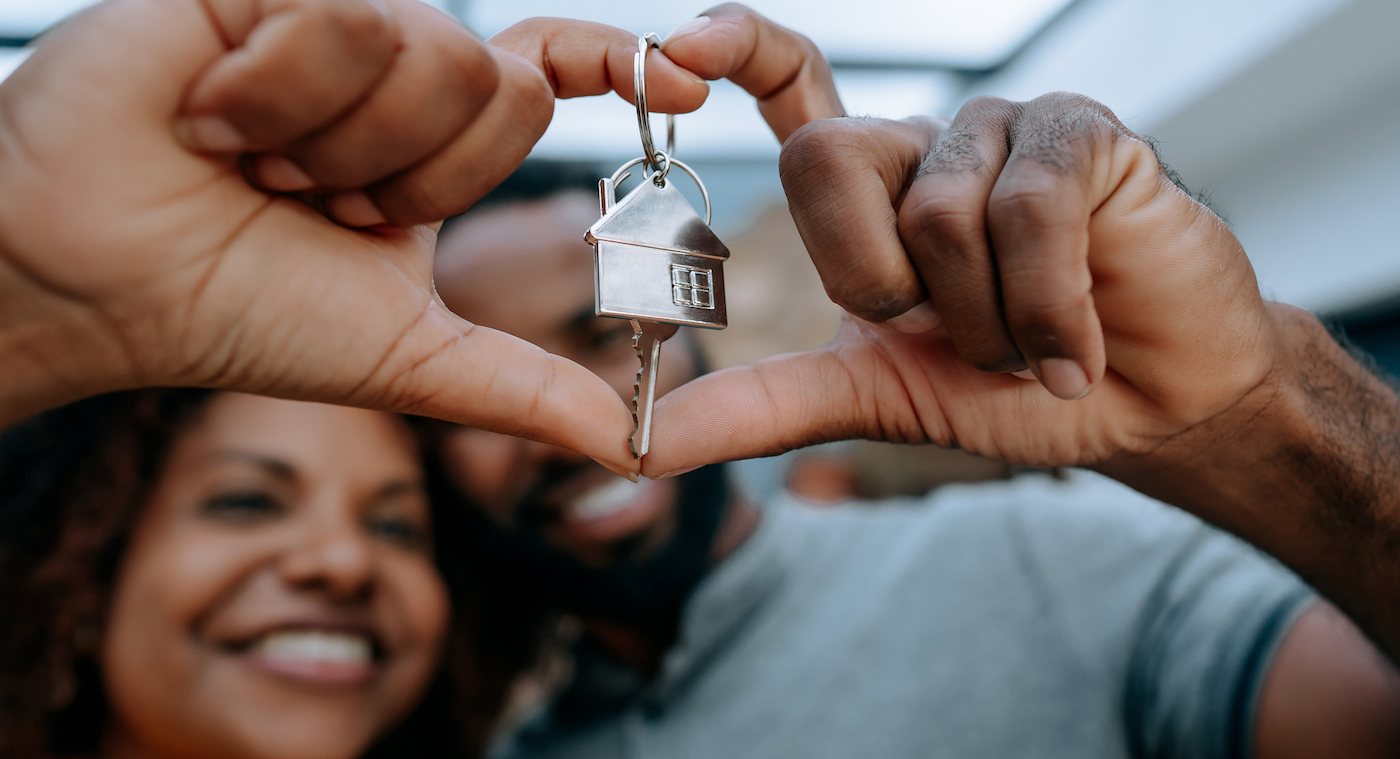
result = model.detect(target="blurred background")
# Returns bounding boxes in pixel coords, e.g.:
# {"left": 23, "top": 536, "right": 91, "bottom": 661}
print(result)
{"left": 3, "top": 0, "right": 1398, "bottom": 501}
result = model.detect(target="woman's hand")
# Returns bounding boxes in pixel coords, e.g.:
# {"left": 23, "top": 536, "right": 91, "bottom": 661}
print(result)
{"left": 0, "top": 0, "right": 708, "bottom": 476}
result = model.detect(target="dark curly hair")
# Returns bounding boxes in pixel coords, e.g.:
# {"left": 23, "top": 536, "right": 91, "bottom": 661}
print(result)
{"left": 0, "top": 389, "right": 546, "bottom": 758}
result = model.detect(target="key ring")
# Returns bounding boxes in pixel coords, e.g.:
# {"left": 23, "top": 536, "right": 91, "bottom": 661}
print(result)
{"left": 634, "top": 33, "right": 677, "bottom": 177}
{"left": 609, "top": 155, "right": 712, "bottom": 225}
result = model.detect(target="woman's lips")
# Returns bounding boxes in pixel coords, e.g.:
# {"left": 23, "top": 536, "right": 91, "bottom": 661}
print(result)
{"left": 241, "top": 629, "right": 377, "bottom": 687}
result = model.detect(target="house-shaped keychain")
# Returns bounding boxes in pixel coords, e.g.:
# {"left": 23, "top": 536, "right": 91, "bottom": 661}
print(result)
{"left": 586, "top": 171, "right": 729, "bottom": 330}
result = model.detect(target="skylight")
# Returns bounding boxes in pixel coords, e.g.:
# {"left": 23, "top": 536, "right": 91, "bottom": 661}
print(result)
{"left": 1, "top": 0, "right": 1075, "bottom": 70}
{"left": 464, "top": 0, "right": 1075, "bottom": 70}
{"left": 0, "top": 0, "right": 90, "bottom": 39}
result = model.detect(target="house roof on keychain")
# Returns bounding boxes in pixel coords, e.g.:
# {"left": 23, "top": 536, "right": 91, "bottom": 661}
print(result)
{"left": 586, "top": 177, "right": 730, "bottom": 260}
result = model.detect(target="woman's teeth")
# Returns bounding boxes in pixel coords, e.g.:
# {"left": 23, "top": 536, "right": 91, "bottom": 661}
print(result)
{"left": 566, "top": 477, "right": 653, "bottom": 521}
{"left": 252, "top": 630, "right": 372, "bottom": 666}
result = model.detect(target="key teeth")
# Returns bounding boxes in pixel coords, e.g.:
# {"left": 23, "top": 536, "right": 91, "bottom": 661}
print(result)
{"left": 629, "top": 328, "right": 645, "bottom": 459}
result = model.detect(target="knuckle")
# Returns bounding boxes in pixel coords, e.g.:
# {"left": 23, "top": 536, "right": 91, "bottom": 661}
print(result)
{"left": 779, "top": 118, "right": 863, "bottom": 188}
{"left": 506, "top": 65, "right": 554, "bottom": 137}
{"left": 898, "top": 191, "right": 981, "bottom": 248}
{"left": 822, "top": 259, "right": 922, "bottom": 323}
{"left": 442, "top": 31, "right": 500, "bottom": 104}
{"left": 957, "top": 96, "right": 1024, "bottom": 137}
{"left": 986, "top": 175, "right": 1061, "bottom": 223}
{"left": 956, "top": 95, "right": 1015, "bottom": 121}
{"left": 700, "top": 3, "right": 755, "bottom": 20}
{"left": 1012, "top": 92, "right": 1130, "bottom": 166}
{"left": 919, "top": 127, "right": 985, "bottom": 175}
{"left": 314, "top": 0, "right": 395, "bottom": 48}
{"left": 1031, "top": 90, "right": 1105, "bottom": 113}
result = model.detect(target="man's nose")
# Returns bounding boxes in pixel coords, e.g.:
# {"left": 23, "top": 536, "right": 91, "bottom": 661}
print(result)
{"left": 278, "top": 509, "right": 375, "bottom": 601}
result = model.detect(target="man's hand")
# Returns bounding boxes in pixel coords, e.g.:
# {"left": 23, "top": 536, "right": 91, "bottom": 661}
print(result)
{"left": 644, "top": 94, "right": 1281, "bottom": 475}
{"left": 644, "top": 81, "right": 1400, "bottom": 670}
{"left": 0, "top": 0, "right": 709, "bottom": 475}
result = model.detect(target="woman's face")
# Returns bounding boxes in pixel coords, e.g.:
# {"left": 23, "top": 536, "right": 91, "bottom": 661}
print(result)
{"left": 101, "top": 394, "right": 450, "bottom": 759}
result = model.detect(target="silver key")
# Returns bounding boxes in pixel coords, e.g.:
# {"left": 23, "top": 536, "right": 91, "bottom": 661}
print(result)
{"left": 629, "top": 319, "right": 678, "bottom": 458}
{"left": 584, "top": 33, "right": 731, "bottom": 458}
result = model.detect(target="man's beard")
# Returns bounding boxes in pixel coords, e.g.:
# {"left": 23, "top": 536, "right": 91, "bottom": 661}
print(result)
{"left": 442, "top": 461, "right": 730, "bottom": 628}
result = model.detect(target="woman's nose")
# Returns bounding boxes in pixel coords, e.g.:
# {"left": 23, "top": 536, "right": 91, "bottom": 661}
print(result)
{"left": 278, "top": 509, "right": 375, "bottom": 600}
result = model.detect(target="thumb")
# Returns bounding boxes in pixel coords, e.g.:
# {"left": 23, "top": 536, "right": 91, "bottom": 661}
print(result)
{"left": 638, "top": 333, "right": 927, "bottom": 477}
{"left": 660, "top": 3, "right": 845, "bottom": 142}
{"left": 177, "top": 0, "right": 407, "bottom": 151}
{"left": 355, "top": 302, "right": 639, "bottom": 477}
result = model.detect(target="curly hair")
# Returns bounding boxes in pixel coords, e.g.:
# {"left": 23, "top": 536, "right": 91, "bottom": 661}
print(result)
{"left": 0, "top": 390, "right": 547, "bottom": 758}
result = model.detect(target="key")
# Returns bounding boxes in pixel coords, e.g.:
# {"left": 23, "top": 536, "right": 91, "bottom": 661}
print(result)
{"left": 587, "top": 166, "right": 728, "bottom": 460}
{"left": 583, "top": 33, "right": 731, "bottom": 458}
{"left": 629, "top": 319, "right": 679, "bottom": 458}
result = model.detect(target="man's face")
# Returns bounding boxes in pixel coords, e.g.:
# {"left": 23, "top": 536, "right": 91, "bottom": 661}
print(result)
{"left": 434, "top": 191, "right": 701, "bottom": 570}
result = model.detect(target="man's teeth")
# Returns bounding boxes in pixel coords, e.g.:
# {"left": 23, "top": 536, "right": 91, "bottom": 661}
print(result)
{"left": 566, "top": 477, "right": 652, "bottom": 521}
{"left": 252, "top": 631, "right": 372, "bottom": 666}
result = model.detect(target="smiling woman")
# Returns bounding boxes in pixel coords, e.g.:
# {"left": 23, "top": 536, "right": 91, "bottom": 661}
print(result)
{"left": 0, "top": 390, "right": 546, "bottom": 758}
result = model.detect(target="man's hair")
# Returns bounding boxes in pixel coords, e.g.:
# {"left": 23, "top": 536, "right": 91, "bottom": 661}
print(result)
{"left": 441, "top": 159, "right": 605, "bottom": 237}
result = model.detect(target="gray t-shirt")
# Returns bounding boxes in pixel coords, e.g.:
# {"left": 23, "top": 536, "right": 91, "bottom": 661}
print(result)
{"left": 504, "top": 472, "right": 1313, "bottom": 759}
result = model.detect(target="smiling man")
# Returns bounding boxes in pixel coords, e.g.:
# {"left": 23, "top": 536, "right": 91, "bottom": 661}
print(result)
{"left": 433, "top": 162, "right": 758, "bottom": 649}
{"left": 430, "top": 153, "right": 1400, "bottom": 758}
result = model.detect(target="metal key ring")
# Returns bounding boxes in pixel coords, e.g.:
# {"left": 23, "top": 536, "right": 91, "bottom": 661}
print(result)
{"left": 634, "top": 33, "right": 677, "bottom": 175}
{"left": 609, "top": 154, "right": 712, "bottom": 225}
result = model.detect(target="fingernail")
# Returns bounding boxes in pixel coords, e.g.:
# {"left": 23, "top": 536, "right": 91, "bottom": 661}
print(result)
{"left": 255, "top": 155, "right": 317, "bottom": 192}
{"left": 1037, "top": 358, "right": 1091, "bottom": 400}
{"left": 593, "top": 457, "right": 641, "bottom": 483}
{"left": 886, "top": 301, "right": 942, "bottom": 334}
{"left": 655, "top": 465, "right": 701, "bottom": 480}
{"left": 662, "top": 16, "right": 711, "bottom": 45}
{"left": 1010, "top": 369, "right": 1036, "bottom": 380}
{"left": 327, "top": 191, "right": 388, "bottom": 228}
{"left": 174, "top": 115, "right": 247, "bottom": 153}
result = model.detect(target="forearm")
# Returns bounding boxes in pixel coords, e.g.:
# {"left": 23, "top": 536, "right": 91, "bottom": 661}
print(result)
{"left": 1104, "top": 303, "right": 1400, "bottom": 659}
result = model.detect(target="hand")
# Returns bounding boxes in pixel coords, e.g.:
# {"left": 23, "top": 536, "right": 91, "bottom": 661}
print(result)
{"left": 0, "top": 0, "right": 707, "bottom": 475}
{"left": 494, "top": 2, "right": 844, "bottom": 147}
{"left": 643, "top": 92, "right": 1286, "bottom": 477}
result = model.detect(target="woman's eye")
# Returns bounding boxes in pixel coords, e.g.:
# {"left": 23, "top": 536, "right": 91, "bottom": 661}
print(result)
{"left": 202, "top": 491, "right": 283, "bottom": 521}
{"left": 366, "top": 516, "right": 427, "bottom": 548}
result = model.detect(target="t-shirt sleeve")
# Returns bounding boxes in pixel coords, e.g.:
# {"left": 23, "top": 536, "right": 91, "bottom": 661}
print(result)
{"left": 980, "top": 472, "right": 1315, "bottom": 759}
{"left": 1119, "top": 521, "right": 1314, "bottom": 759}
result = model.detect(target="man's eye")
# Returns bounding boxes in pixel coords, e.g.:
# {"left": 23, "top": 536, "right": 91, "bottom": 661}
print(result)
{"left": 587, "top": 322, "right": 634, "bottom": 351}
{"left": 366, "top": 517, "right": 427, "bottom": 549}
{"left": 202, "top": 491, "right": 283, "bottom": 521}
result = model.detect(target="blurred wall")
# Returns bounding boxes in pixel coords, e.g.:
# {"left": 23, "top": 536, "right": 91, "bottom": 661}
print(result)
{"left": 962, "top": 0, "right": 1400, "bottom": 314}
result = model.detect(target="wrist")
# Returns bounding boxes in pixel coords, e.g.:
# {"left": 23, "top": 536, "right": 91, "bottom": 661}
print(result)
{"left": 0, "top": 256, "right": 135, "bottom": 427}
{"left": 1105, "top": 303, "right": 1400, "bottom": 657}
{"left": 1101, "top": 301, "right": 1400, "bottom": 560}
{"left": 1100, "top": 304, "right": 1323, "bottom": 526}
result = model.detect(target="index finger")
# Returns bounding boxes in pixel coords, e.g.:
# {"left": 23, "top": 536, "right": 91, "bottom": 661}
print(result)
{"left": 489, "top": 18, "right": 711, "bottom": 111}
{"left": 661, "top": 3, "right": 845, "bottom": 142}
{"left": 363, "top": 20, "right": 714, "bottom": 226}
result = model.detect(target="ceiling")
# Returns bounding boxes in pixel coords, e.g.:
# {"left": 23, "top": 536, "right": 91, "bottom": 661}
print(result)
{"left": 459, "top": 0, "right": 1074, "bottom": 70}
{"left": 2, "top": 0, "right": 1073, "bottom": 160}
{"left": 1, "top": 0, "right": 1074, "bottom": 69}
